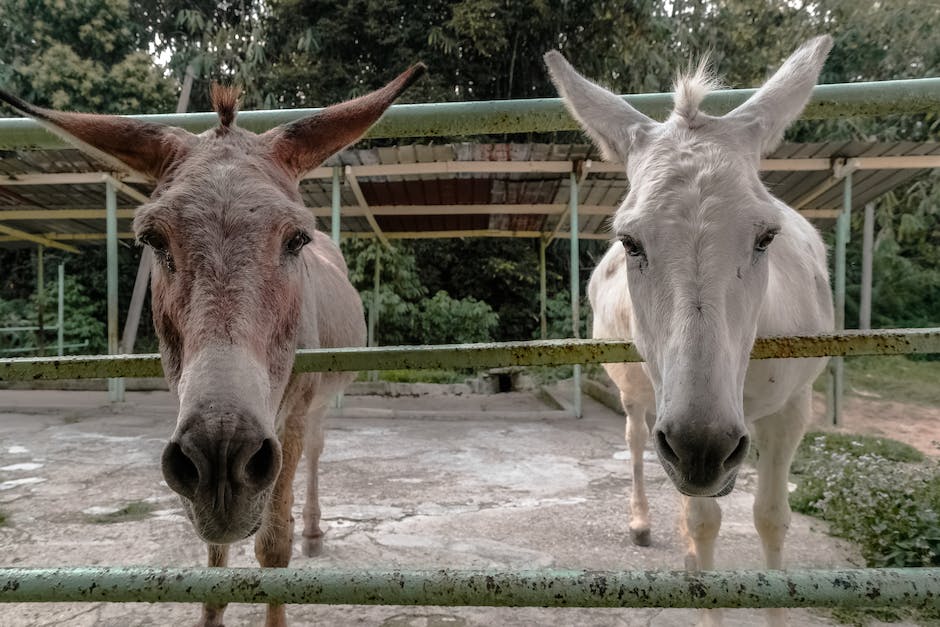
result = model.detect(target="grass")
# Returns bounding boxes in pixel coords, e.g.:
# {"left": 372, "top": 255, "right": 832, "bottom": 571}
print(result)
{"left": 814, "top": 355, "right": 940, "bottom": 406}
{"left": 789, "top": 431, "right": 940, "bottom": 625}
{"left": 86, "top": 501, "right": 155, "bottom": 524}
{"left": 0, "top": 509, "right": 7, "bottom": 526}
{"left": 362, "top": 369, "right": 469, "bottom": 384}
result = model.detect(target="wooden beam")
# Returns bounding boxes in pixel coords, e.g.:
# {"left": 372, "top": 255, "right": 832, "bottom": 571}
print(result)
{"left": 344, "top": 166, "right": 389, "bottom": 247}
{"left": 0, "top": 224, "right": 80, "bottom": 252}
{"left": 306, "top": 204, "right": 617, "bottom": 217}
{"left": 346, "top": 229, "right": 612, "bottom": 240}
{"left": 0, "top": 232, "right": 135, "bottom": 242}
{"left": 0, "top": 209, "right": 137, "bottom": 221}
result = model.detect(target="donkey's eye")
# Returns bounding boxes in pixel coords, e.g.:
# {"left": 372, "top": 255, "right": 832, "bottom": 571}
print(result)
{"left": 139, "top": 230, "right": 168, "bottom": 253}
{"left": 139, "top": 231, "right": 175, "bottom": 272}
{"left": 620, "top": 235, "right": 645, "bottom": 258}
{"left": 285, "top": 230, "right": 311, "bottom": 256}
{"left": 755, "top": 229, "right": 779, "bottom": 253}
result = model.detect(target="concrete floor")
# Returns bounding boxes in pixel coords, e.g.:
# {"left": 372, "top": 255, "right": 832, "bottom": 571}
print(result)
{"left": 0, "top": 388, "right": 860, "bottom": 626}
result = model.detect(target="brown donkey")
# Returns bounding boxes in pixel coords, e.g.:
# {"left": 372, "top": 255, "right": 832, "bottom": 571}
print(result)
{"left": 0, "top": 64, "right": 424, "bottom": 626}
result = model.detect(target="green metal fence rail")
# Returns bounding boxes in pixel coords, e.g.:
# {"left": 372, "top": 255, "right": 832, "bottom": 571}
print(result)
{"left": 2, "top": 327, "right": 939, "bottom": 381}
{"left": 1, "top": 567, "right": 938, "bottom": 608}
{"left": 2, "top": 78, "right": 940, "bottom": 149}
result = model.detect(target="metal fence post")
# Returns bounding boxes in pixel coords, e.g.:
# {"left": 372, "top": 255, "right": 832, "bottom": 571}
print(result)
{"left": 539, "top": 238, "right": 548, "bottom": 340}
{"left": 36, "top": 244, "right": 44, "bottom": 354}
{"left": 105, "top": 180, "right": 124, "bottom": 402}
{"left": 859, "top": 202, "right": 874, "bottom": 330}
{"left": 569, "top": 171, "right": 581, "bottom": 418}
{"left": 828, "top": 172, "right": 852, "bottom": 425}
{"left": 331, "top": 166, "right": 342, "bottom": 245}
{"left": 57, "top": 262, "right": 64, "bottom": 356}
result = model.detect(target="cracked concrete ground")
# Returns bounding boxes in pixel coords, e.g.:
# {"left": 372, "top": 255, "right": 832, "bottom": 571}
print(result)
{"left": 0, "top": 387, "right": 859, "bottom": 626}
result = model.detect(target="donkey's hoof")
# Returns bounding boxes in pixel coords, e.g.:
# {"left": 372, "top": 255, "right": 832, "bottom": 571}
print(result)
{"left": 630, "top": 528, "right": 651, "bottom": 546}
{"left": 303, "top": 536, "right": 323, "bottom": 557}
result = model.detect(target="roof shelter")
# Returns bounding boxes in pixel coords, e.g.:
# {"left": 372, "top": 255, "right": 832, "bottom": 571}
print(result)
{"left": 1, "top": 140, "right": 940, "bottom": 247}
{"left": 2, "top": 78, "right": 940, "bottom": 418}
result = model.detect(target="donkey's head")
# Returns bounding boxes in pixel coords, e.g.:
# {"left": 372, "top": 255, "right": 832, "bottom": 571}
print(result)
{"left": 547, "top": 37, "right": 831, "bottom": 497}
{"left": 0, "top": 65, "right": 424, "bottom": 542}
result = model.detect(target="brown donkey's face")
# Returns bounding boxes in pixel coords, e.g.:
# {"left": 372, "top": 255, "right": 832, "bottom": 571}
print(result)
{"left": 0, "top": 66, "right": 424, "bottom": 543}
{"left": 136, "top": 141, "right": 318, "bottom": 542}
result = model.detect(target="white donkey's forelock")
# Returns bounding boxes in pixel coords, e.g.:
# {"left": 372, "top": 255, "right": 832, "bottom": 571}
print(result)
{"left": 670, "top": 58, "right": 722, "bottom": 129}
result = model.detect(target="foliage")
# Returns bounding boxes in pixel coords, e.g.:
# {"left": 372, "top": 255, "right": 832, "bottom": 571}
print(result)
{"left": 4, "top": 0, "right": 940, "bottom": 352}
{"left": 39, "top": 275, "right": 107, "bottom": 354}
{"left": 541, "top": 290, "right": 589, "bottom": 340}
{"left": 843, "top": 355, "right": 940, "bottom": 406}
{"left": 790, "top": 433, "right": 939, "bottom": 569}
{"left": 343, "top": 239, "right": 499, "bottom": 345}
{"left": 370, "top": 369, "right": 468, "bottom": 384}
{"left": 0, "top": 0, "right": 175, "bottom": 112}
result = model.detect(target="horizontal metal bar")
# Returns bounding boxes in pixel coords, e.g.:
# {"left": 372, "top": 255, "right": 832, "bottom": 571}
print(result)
{"left": 2, "top": 78, "right": 939, "bottom": 150}
{"left": 1, "top": 328, "right": 938, "bottom": 381}
{"left": 0, "top": 209, "right": 137, "bottom": 221}
{"left": 0, "top": 566, "right": 936, "bottom": 608}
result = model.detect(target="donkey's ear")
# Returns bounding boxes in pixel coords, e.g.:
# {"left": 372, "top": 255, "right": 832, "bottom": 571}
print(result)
{"left": 544, "top": 51, "right": 655, "bottom": 163}
{"left": 0, "top": 90, "right": 194, "bottom": 182}
{"left": 724, "top": 35, "right": 833, "bottom": 155}
{"left": 264, "top": 63, "right": 426, "bottom": 179}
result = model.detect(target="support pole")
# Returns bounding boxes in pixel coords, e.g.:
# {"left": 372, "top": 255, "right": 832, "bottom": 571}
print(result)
{"left": 36, "top": 245, "right": 44, "bottom": 355}
{"left": 57, "top": 263, "right": 64, "bottom": 356}
{"left": 828, "top": 172, "right": 852, "bottom": 425}
{"left": 106, "top": 181, "right": 124, "bottom": 402}
{"left": 331, "top": 166, "right": 342, "bottom": 245}
{"left": 330, "top": 165, "right": 345, "bottom": 408}
{"left": 539, "top": 238, "right": 547, "bottom": 340}
{"left": 569, "top": 172, "right": 581, "bottom": 418}
{"left": 369, "top": 247, "right": 381, "bottom": 382}
{"left": 859, "top": 202, "right": 874, "bottom": 330}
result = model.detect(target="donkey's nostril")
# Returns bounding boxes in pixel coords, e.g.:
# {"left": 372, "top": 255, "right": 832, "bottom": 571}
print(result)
{"left": 162, "top": 441, "right": 199, "bottom": 500}
{"left": 724, "top": 433, "right": 750, "bottom": 469}
{"left": 655, "top": 429, "right": 680, "bottom": 465}
{"left": 244, "top": 438, "right": 280, "bottom": 489}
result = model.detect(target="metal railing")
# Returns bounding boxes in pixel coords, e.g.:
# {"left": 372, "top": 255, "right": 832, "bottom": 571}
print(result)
{"left": 2, "top": 78, "right": 940, "bottom": 149}
{"left": 2, "top": 328, "right": 939, "bottom": 381}
{"left": 2, "top": 566, "right": 938, "bottom": 608}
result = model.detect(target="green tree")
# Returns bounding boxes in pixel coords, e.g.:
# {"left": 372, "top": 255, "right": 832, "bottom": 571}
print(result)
{"left": 0, "top": 0, "right": 176, "bottom": 112}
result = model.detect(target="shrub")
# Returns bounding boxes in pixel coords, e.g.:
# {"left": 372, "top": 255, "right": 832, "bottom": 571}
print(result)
{"left": 790, "top": 433, "right": 939, "bottom": 569}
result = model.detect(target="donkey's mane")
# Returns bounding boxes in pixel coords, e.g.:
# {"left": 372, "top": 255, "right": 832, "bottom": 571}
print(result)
{"left": 210, "top": 84, "right": 242, "bottom": 128}
{"left": 671, "top": 58, "right": 721, "bottom": 127}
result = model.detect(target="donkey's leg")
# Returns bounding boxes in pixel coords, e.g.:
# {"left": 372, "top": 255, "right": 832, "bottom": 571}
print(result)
{"left": 680, "top": 495, "right": 723, "bottom": 627}
{"left": 623, "top": 394, "right": 652, "bottom": 546}
{"left": 302, "top": 406, "right": 328, "bottom": 557}
{"left": 198, "top": 543, "right": 229, "bottom": 627}
{"left": 254, "top": 412, "right": 306, "bottom": 627}
{"left": 751, "top": 387, "right": 810, "bottom": 627}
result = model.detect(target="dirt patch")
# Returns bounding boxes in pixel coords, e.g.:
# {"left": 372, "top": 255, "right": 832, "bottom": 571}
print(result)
{"left": 811, "top": 393, "right": 940, "bottom": 457}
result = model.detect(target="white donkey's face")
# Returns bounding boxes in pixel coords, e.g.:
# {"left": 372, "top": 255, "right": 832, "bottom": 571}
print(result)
{"left": 547, "top": 36, "right": 832, "bottom": 496}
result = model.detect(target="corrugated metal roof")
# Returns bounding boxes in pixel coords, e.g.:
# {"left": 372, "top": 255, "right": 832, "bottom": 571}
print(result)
{"left": 0, "top": 141, "right": 938, "bottom": 248}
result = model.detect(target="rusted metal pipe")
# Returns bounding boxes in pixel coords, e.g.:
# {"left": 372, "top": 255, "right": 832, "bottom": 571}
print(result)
{"left": 0, "top": 566, "right": 937, "bottom": 608}
{"left": 2, "top": 78, "right": 940, "bottom": 149}
{"left": 1, "top": 328, "right": 940, "bottom": 381}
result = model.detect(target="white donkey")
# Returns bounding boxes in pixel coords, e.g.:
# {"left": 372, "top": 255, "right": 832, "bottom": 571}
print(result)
{"left": 546, "top": 36, "right": 835, "bottom": 625}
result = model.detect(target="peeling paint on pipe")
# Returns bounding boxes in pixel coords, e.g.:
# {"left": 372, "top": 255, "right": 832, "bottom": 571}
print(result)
{"left": 1, "top": 328, "right": 940, "bottom": 381}
{"left": 1, "top": 78, "right": 939, "bottom": 149}
{"left": 0, "top": 567, "right": 937, "bottom": 608}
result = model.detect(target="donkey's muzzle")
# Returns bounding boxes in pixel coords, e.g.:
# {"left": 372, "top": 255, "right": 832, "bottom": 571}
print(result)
{"left": 653, "top": 422, "right": 749, "bottom": 497}
{"left": 161, "top": 411, "right": 282, "bottom": 543}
